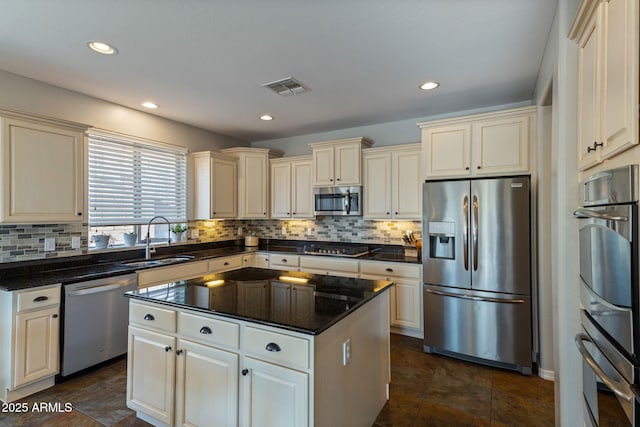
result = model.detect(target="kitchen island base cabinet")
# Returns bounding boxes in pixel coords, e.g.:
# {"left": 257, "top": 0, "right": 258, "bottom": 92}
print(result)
{"left": 126, "top": 290, "right": 390, "bottom": 427}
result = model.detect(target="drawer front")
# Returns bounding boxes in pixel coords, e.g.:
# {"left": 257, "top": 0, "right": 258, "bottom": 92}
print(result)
{"left": 138, "top": 260, "right": 208, "bottom": 287}
{"left": 209, "top": 255, "right": 243, "bottom": 272}
{"left": 16, "top": 284, "right": 61, "bottom": 312}
{"left": 178, "top": 311, "right": 239, "bottom": 349}
{"left": 359, "top": 261, "right": 420, "bottom": 279}
{"left": 299, "top": 256, "right": 359, "bottom": 274}
{"left": 269, "top": 254, "right": 300, "bottom": 270}
{"left": 244, "top": 326, "right": 310, "bottom": 371}
{"left": 129, "top": 302, "right": 177, "bottom": 333}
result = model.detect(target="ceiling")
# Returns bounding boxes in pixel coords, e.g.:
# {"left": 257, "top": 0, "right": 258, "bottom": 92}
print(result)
{"left": 0, "top": 0, "right": 557, "bottom": 142}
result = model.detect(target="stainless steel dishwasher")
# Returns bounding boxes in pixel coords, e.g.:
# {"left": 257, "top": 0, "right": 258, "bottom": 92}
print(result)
{"left": 61, "top": 273, "right": 137, "bottom": 377}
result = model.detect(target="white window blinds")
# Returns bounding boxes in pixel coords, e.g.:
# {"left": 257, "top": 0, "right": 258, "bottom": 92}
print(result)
{"left": 88, "top": 133, "right": 187, "bottom": 226}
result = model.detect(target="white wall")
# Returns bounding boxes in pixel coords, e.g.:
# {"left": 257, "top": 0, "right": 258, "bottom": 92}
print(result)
{"left": 0, "top": 69, "right": 248, "bottom": 151}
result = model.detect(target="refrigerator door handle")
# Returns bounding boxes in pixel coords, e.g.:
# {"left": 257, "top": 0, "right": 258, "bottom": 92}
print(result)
{"left": 424, "top": 287, "right": 525, "bottom": 304}
{"left": 472, "top": 194, "right": 479, "bottom": 271}
{"left": 463, "top": 195, "right": 469, "bottom": 271}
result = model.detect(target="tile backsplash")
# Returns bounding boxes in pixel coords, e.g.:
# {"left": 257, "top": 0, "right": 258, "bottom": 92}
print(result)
{"left": 0, "top": 218, "right": 421, "bottom": 263}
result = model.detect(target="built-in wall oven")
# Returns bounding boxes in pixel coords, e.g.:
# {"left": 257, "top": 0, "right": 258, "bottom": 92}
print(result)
{"left": 574, "top": 165, "right": 640, "bottom": 426}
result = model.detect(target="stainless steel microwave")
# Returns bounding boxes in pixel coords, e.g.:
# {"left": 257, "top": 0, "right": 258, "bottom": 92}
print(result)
{"left": 313, "top": 186, "right": 362, "bottom": 216}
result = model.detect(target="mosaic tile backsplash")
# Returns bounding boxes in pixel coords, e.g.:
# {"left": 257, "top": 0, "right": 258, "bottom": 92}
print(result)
{"left": 0, "top": 218, "right": 421, "bottom": 263}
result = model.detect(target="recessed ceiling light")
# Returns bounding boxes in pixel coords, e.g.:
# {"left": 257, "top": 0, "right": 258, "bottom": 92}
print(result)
{"left": 87, "top": 41, "right": 118, "bottom": 55}
{"left": 141, "top": 101, "right": 158, "bottom": 109}
{"left": 419, "top": 81, "right": 440, "bottom": 91}
{"left": 260, "top": 114, "right": 274, "bottom": 121}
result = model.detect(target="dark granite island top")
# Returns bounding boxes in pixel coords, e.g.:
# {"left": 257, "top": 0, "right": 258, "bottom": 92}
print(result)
{"left": 125, "top": 267, "right": 392, "bottom": 335}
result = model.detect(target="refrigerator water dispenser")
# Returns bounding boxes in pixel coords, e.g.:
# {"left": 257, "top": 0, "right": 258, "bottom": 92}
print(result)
{"left": 428, "top": 221, "right": 455, "bottom": 259}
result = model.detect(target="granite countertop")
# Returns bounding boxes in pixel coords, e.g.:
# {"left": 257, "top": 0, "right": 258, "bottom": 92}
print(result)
{"left": 126, "top": 267, "right": 393, "bottom": 335}
{"left": 0, "top": 240, "right": 420, "bottom": 292}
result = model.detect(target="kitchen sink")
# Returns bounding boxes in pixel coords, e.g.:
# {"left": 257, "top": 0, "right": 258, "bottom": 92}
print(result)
{"left": 122, "top": 255, "right": 195, "bottom": 268}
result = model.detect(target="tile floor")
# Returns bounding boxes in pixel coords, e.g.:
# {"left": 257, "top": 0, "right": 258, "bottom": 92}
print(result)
{"left": 1, "top": 334, "right": 556, "bottom": 427}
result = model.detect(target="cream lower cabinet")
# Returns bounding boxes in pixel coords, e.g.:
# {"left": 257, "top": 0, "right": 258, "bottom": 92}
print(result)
{"left": 0, "top": 283, "right": 61, "bottom": 403}
{"left": 137, "top": 260, "right": 209, "bottom": 288}
{"left": 0, "top": 113, "right": 86, "bottom": 223}
{"left": 298, "top": 255, "right": 359, "bottom": 278}
{"left": 360, "top": 261, "right": 422, "bottom": 338}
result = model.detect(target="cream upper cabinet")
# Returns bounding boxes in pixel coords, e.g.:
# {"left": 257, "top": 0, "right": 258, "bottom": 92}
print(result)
{"left": 270, "top": 156, "right": 313, "bottom": 219}
{"left": 222, "top": 148, "right": 283, "bottom": 219}
{"left": 0, "top": 113, "right": 86, "bottom": 223}
{"left": 419, "top": 107, "right": 535, "bottom": 179}
{"left": 191, "top": 151, "right": 237, "bottom": 219}
{"left": 570, "top": 0, "right": 639, "bottom": 170}
{"left": 310, "top": 137, "right": 373, "bottom": 186}
{"left": 363, "top": 144, "right": 421, "bottom": 220}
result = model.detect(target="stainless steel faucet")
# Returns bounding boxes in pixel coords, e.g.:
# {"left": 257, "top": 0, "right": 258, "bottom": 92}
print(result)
{"left": 145, "top": 216, "right": 171, "bottom": 260}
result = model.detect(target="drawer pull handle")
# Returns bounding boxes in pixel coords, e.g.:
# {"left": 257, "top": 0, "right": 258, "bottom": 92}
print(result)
{"left": 165, "top": 346, "right": 172, "bottom": 352}
{"left": 282, "top": 259, "right": 287, "bottom": 263}
{"left": 241, "top": 369, "right": 249, "bottom": 376}
{"left": 385, "top": 268, "right": 393, "bottom": 272}
{"left": 144, "top": 314, "right": 155, "bottom": 321}
{"left": 200, "top": 326, "right": 212, "bottom": 334}
{"left": 266, "top": 342, "right": 281, "bottom": 352}
{"left": 33, "top": 296, "right": 49, "bottom": 302}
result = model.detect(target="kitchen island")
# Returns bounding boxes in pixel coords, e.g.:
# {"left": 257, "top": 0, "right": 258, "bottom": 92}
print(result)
{"left": 125, "top": 267, "right": 392, "bottom": 427}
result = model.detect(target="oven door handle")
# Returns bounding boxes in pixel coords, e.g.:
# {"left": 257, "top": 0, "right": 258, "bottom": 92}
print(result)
{"left": 67, "top": 281, "right": 133, "bottom": 297}
{"left": 573, "top": 209, "right": 629, "bottom": 222}
{"left": 575, "top": 333, "right": 640, "bottom": 402}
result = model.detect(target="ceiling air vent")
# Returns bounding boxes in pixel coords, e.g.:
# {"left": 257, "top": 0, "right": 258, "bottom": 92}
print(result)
{"left": 262, "top": 77, "right": 310, "bottom": 97}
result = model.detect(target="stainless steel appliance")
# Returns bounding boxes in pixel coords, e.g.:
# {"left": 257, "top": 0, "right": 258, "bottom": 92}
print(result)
{"left": 574, "top": 165, "right": 640, "bottom": 426}
{"left": 422, "top": 175, "right": 533, "bottom": 375}
{"left": 313, "top": 186, "right": 362, "bottom": 216}
{"left": 61, "top": 273, "right": 137, "bottom": 376}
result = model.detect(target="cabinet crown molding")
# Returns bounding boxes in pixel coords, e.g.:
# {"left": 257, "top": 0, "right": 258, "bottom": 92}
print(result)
{"left": 269, "top": 155, "right": 312, "bottom": 163}
{"left": 221, "top": 147, "right": 284, "bottom": 159}
{"left": 362, "top": 142, "right": 420, "bottom": 154}
{"left": 568, "top": 0, "right": 601, "bottom": 40}
{"left": 308, "top": 136, "right": 373, "bottom": 149}
{"left": 416, "top": 106, "right": 536, "bottom": 129}
{"left": 0, "top": 107, "right": 89, "bottom": 131}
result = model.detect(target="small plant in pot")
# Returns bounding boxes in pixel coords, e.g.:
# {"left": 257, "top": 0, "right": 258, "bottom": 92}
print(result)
{"left": 123, "top": 231, "right": 138, "bottom": 247}
{"left": 170, "top": 224, "right": 187, "bottom": 243}
{"left": 91, "top": 233, "right": 111, "bottom": 249}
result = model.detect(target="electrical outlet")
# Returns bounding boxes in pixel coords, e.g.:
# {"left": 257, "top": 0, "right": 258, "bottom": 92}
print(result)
{"left": 342, "top": 338, "right": 351, "bottom": 366}
{"left": 190, "top": 229, "right": 199, "bottom": 239}
{"left": 237, "top": 226, "right": 243, "bottom": 236}
{"left": 44, "top": 237, "right": 55, "bottom": 252}
{"left": 281, "top": 226, "right": 287, "bottom": 235}
{"left": 71, "top": 236, "right": 81, "bottom": 249}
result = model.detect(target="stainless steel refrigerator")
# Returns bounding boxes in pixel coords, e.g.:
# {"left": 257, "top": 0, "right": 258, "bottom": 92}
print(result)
{"left": 422, "top": 175, "right": 533, "bottom": 375}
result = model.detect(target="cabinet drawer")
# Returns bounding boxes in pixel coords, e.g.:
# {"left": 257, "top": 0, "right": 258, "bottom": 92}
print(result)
{"left": 359, "top": 261, "right": 420, "bottom": 279}
{"left": 137, "top": 260, "right": 208, "bottom": 288}
{"left": 269, "top": 254, "right": 300, "bottom": 270}
{"left": 244, "top": 326, "right": 310, "bottom": 371}
{"left": 178, "top": 311, "right": 239, "bottom": 349}
{"left": 299, "top": 256, "right": 359, "bottom": 276}
{"left": 16, "top": 284, "right": 61, "bottom": 312}
{"left": 129, "top": 302, "right": 177, "bottom": 333}
{"left": 209, "top": 255, "right": 243, "bottom": 272}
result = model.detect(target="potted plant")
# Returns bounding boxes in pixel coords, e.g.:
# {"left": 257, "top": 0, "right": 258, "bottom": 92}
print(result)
{"left": 170, "top": 224, "right": 187, "bottom": 243}
{"left": 91, "top": 233, "right": 111, "bottom": 249}
{"left": 123, "top": 231, "right": 138, "bottom": 247}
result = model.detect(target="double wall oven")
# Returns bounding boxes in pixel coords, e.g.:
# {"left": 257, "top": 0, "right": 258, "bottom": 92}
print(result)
{"left": 575, "top": 165, "right": 640, "bottom": 426}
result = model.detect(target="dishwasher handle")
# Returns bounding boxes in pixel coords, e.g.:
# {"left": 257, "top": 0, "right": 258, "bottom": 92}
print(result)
{"left": 67, "top": 281, "right": 135, "bottom": 297}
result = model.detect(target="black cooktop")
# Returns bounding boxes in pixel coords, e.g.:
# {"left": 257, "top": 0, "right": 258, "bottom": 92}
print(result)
{"left": 125, "top": 267, "right": 391, "bottom": 335}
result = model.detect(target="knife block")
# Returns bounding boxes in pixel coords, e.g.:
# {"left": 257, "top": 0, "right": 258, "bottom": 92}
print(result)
{"left": 403, "top": 239, "right": 422, "bottom": 258}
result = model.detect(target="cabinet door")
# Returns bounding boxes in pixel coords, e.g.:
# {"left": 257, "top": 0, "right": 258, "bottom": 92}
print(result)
{"left": 127, "top": 326, "right": 176, "bottom": 425}
{"left": 211, "top": 156, "right": 237, "bottom": 219}
{"left": 392, "top": 148, "right": 421, "bottom": 219}
{"left": 423, "top": 124, "right": 471, "bottom": 178}
{"left": 241, "top": 153, "right": 269, "bottom": 218}
{"left": 1, "top": 117, "right": 84, "bottom": 223}
{"left": 312, "top": 146, "right": 334, "bottom": 186}
{"left": 576, "top": 6, "right": 603, "bottom": 170}
{"left": 471, "top": 115, "right": 529, "bottom": 175}
{"left": 176, "top": 339, "right": 238, "bottom": 427}
{"left": 363, "top": 152, "right": 391, "bottom": 219}
{"left": 240, "top": 357, "right": 308, "bottom": 427}
{"left": 237, "top": 281, "right": 269, "bottom": 318}
{"left": 291, "top": 160, "right": 313, "bottom": 218}
{"left": 13, "top": 307, "right": 59, "bottom": 388}
{"left": 600, "top": 0, "right": 638, "bottom": 159}
{"left": 271, "top": 162, "right": 291, "bottom": 218}
{"left": 334, "top": 141, "right": 362, "bottom": 185}
{"left": 390, "top": 279, "right": 421, "bottom": 330}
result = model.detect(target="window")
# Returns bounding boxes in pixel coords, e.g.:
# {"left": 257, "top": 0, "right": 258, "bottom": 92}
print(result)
{"left": 88, "top": 132, "right": 187, "bottom": 248}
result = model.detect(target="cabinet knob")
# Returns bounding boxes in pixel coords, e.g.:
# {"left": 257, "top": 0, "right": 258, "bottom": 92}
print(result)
{"left": 144, "top": 314, "right": 155, "bottom": 321}
{"left": 292, "top": 212, "right": 296, "bottom": 215}
{"left": 77, "top": 212, "right": 82, "bottom": 216}
{"left": 477, "top": 166, "right": 481, "bottom": 169}
{"left": 241, "top": 369, "right": 249, "bottom": 376}
{"left": 386, "top": 212, "right": 390, "bottom": 215}
{"left": 266, "top": 342, "right": 282, "bottom": 352}
{"left": 165, "top": 346, "right": 172, "bottom": 352}
{"left": 282, "top": 259, "right": 287, "bottom": 263}
{"left": 200, "top": 326, "right": 212, "bottom": 334}
{"left": 465, "top": 166, "right": 470, "bottom": 170}
{"left": 176, "top": 349, "right": 183, "bottom": 355}
{"left": 213, "top": 212, "right": 217, "bottom": 215}
{"left": 224, "top": 262, "right": 229, "bottom": 266}
{"left": 330, "top": 178, "right": 333, "bottom": 182}
{"left": 336, "top": 178, "right": 340, "bottom": 181}
{"left": 52, "top": 314, "right": 58, "bottom": 318}
{"left": 395, "top": 212, "right": 398, "bottom": 215}
{"left": 287, "top": 212, "right": 290, "bottom": 215}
